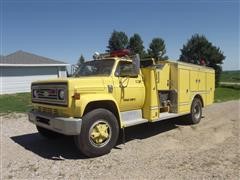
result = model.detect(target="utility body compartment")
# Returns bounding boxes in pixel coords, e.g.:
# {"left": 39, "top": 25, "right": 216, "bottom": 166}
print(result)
{"left": 140, "top": 60, "right": 215, "bottom": 120}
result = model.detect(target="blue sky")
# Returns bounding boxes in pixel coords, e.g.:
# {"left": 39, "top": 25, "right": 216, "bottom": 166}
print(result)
{"left": 1, "top": 0, "right": 239, "bottom": 70}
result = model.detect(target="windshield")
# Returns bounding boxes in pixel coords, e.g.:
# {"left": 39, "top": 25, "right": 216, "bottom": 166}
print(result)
{"left": 74, "top": 59, "right": 115, "bottom": 77}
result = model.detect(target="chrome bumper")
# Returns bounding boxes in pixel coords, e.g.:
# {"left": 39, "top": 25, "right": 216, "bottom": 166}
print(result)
{"left": 28, "top": 110, "right": 82, "bottom": 135}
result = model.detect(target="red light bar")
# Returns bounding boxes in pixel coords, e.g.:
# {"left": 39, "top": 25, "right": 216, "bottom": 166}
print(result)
{"left": 110, "top": 49, "right": 130, "bottom": 57}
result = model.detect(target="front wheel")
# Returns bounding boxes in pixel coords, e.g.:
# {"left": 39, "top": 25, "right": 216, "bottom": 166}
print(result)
{"left": 74, "top": 108, "right": 119, "bottom": 157}
{"left": 188, "top": 98, "right": 202, "bottom": 124}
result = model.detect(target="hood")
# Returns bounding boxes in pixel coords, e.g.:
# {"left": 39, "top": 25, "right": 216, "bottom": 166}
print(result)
{"left": 68, "top": 77, "right": 106, "bottom": 93}
{"left": 33, "top": 77, "right": 107, "bottom": 93}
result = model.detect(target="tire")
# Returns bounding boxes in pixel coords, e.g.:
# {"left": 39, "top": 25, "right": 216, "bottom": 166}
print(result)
{"left": 36, "top": 126, "right": 62, "bottom": 139}
{"left": 189, "top": 98, "right": 202, "bottom": 124}
{"left": 74, "top": 108, "right": 119, "bottom": 157}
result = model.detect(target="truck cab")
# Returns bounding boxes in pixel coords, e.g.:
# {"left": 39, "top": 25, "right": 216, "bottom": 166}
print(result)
{"left": 28, "top": 50, "right": 215, "bottom": 157}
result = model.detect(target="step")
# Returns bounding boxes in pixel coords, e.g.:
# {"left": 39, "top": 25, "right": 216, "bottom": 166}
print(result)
{"left": 154, "top": 112, "right": 188, "bottom": 122}
{"left": 121, "top": 109, "right": 148, "bottom": 127}
{"left": 124, "top": 118, "right": 148, "bottom": 127}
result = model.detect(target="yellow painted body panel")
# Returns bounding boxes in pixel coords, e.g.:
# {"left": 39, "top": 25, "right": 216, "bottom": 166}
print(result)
{"left": 112, "top": 75, "right": 145, "bottom": 111}
{"left": 199, "top": 72, "right": 206, "bottom": 91}
{"left": 32, "top": 77, "right": 112, "bottom": 117}
{"left": 190, "top": 70, "right": 199, "bottom": 91}
{"left": 178, "top": 69, "right": 190, "bottom": 103}
{"left": 178, "top": 69, "right": 191, "bottom": 113}
{"left": 157, "top": 61, "right": 215, "bottom": 114}
{"left": 156, "top": 63, "right": 170, "bottom": 90}
{"left": 141, "top": 68, "right": 160, "bottom": 121}
{"left": 170, "top": 63, "right": 178, "bottom": 90}
{"left": 206, "top": 72, "right": 215, "bottom": 105}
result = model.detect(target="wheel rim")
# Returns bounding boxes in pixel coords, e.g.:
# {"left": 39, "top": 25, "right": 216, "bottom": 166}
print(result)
{"left": 89, "top": 120, "right": 112, "bottom": 148}
{"left": 193, "top": 103, "right": 201, "bottom": 120}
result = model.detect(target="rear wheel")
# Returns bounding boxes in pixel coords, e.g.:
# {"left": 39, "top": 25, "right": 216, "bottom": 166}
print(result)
{"left": 74, "top": 108, "right": 119, "bottom": 157}
{"left": 36, "top": 126, "right": 62, "bottom": 139}
{"left": 189, "top": 98, "right": 202, "bottom": 124}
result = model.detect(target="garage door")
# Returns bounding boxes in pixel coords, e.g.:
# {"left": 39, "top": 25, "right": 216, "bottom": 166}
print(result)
{"left": 1, "top": 66, "right": 59, "bottom": 94}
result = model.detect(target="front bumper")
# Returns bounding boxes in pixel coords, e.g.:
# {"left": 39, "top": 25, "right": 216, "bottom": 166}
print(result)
{"left": 28, "top": 110, "right": 82, "bottom": 135}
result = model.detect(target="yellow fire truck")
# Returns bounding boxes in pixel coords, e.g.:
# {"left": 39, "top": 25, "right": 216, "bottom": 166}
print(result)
{"left": 28, "top": 50, "right": 215, "bottom": 157}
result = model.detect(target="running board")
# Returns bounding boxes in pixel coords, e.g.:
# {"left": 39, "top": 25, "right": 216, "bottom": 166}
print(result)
{"left": 121, "top": 109, "right": 148, "bottom": 127}
{"left": 124, "top": 118, "right": 148, "bottom": 127}
{"left": 121, "top": 110, "right": 188, "bottom": 127}
{"left": 153, "top": 112, "right": 186, "bottom": 122}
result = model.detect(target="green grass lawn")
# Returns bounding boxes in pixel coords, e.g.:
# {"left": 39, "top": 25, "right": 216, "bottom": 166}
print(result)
{"left": 220, "top": 70, "right": 240, "bottom": 83}
{"left": 0, "top": 93, "right": 31, "bottom": 113}
{"left": 214, "top": 84, "right": 240, "bottom": 103}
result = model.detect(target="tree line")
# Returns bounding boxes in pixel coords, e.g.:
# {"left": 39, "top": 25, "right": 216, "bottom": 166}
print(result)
{"left": 107, "top": 31, "right": 168, "bottom": 60}
{"left": 77, "top": 30, "right": 225, "bottom": 85}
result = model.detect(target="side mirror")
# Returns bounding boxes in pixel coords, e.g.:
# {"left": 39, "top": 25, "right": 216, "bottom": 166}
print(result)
{"left": 132, "top": 54, "right": 140, "bottom": 75}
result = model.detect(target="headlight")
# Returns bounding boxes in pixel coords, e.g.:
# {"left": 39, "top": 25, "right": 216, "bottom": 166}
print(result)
{"left": 33, "top": 89, "right": 38, "bottom": 98}
{"left": 58, "top": 89, "right": 65, "bottom": 100}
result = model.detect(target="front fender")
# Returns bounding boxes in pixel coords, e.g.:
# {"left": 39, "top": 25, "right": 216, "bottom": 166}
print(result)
{"left": 73, "top": 93, "right": 121, "bottom": 119}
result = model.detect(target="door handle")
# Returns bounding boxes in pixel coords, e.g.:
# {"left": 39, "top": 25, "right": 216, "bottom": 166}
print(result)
{"left": 196, "top": 79, "right": 200, "bottom": 83}
{"left": 135, "top": 80, "right": 141, "bottom": 83}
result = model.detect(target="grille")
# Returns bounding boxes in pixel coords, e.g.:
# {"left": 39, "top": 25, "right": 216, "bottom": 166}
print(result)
{"left": 32, "top": 83, "right": 68, "bottom": 106}
{"left": 37, "top": 88, "right": 58, "bottom": 100}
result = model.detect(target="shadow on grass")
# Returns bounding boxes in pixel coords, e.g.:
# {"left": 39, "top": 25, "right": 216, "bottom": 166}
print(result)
{"left": 11, "top": 115, "right": 191, "bottom": 160}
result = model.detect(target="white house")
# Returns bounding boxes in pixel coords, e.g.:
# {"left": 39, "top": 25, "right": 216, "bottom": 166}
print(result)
{"left": 0, "top": 50, "right": 69, "bottom": 94}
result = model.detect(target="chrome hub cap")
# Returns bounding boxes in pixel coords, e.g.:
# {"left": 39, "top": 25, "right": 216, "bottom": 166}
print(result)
{"left": 89, "top": 120, "right": 111, "bottom": 147}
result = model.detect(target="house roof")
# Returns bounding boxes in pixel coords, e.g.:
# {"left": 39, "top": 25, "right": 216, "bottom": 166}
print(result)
{"left": 0, "top": 50, "right": 69, "bottom": 67}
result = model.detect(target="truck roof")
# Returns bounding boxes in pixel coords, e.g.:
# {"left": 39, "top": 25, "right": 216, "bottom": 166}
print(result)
{"left": 161, "top": 60, "right": 215, "bottom": 71}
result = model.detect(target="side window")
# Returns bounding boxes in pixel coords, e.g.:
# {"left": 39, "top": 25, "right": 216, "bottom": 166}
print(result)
{"left": 115, "top": 61, "right": 137, "bottom": 77}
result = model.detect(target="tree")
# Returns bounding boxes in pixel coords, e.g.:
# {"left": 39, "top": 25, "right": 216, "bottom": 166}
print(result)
{"left": 128, "top": 33, "right": 145, "bottom": 58}
{"left": 107, "top": 30, "right": 128, "bottom": 52}
{"left": 77, "top": 54, "right": 85, "bottom": 67}
{"left": 179, "top": 34, "right": 225, "bottom": 86}
{"left": 148, "top": 38, "right": 168, "bottom": 61}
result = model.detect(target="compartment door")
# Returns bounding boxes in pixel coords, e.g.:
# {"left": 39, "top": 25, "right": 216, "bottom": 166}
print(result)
{"left": 190, "top": 70, "right": 199, "bottom": 91}
{"left": 157, "top": 63, "right": 170, "bottom": 90}
{"left": 179, "top": 69, "right": 190, "bottom": 103}
{"left": 206, "top": 73, "right": 215, "bottom": 105}
{"left": 198, "top": 72, "right": 206, "bottom": 91}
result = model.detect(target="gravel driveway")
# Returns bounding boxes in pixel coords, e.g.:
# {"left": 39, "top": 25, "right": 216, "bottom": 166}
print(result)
{"left": 1, "top": 100, "right": 239, "bottom": 179}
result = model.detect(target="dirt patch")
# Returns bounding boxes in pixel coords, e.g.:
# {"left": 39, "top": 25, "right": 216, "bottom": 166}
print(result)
{"left": 1, "top": 101, "right": 240, "bottom": 179}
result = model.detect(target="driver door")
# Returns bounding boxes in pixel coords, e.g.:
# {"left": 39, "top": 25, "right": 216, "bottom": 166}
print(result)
{"left": 112, "top": 61, "right": 145, "bottom": 111}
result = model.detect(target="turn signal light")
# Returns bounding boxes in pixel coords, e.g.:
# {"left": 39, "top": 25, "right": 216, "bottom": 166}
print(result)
{"left": 72, "top": 93, "right": 80, "bottom": 100}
